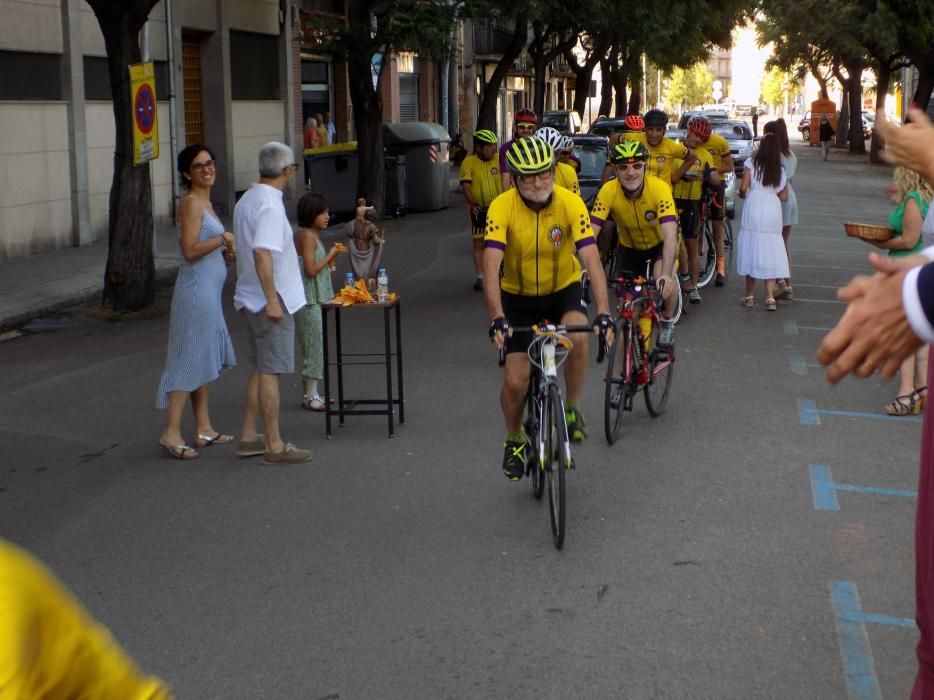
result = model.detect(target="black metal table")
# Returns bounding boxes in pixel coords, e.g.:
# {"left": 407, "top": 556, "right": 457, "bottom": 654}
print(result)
{"left": 321, "top": 296, "right": 404, "bottom": 437}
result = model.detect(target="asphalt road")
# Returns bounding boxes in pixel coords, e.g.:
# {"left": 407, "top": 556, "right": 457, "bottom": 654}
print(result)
{"left": 0, "top": 142, "right": 921, "bottom": 699}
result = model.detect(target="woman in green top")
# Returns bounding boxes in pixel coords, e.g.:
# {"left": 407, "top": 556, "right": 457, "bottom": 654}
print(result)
{"left": 865, "top": 167, "right": 932, "bottom": 414}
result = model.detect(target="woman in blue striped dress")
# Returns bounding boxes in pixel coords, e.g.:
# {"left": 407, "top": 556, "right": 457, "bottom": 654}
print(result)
{"left": 156, "top": 145, "right": 237, "bottom": 459}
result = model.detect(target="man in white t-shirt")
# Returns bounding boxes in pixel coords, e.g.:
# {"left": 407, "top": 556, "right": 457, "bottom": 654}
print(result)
{"left": 233, "top": 141, "right": 312, "bottom": 465}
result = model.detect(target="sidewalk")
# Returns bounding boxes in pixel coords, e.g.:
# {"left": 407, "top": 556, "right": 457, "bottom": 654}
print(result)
{"left": 0, "top": 168, "right": 464, "bottom": 330}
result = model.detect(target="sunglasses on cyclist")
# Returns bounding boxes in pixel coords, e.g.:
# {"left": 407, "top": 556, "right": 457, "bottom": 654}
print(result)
{"left": 516, "top": 123, "right": 536, "bottom": 131}
{"left": 615, "top": 162, "right": 645, "bottom": 172}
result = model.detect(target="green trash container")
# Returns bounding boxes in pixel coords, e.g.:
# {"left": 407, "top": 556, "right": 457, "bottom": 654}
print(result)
{"left": 383, "top": 122, "right": 451, "bottom": 212}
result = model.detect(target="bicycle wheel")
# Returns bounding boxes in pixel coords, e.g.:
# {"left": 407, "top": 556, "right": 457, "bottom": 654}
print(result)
{"left": 667, "top": 278, "right": 683, "bottom": 325}
{"left": 721, "top": 218, "right": 734, "bottom": 281}
{"left": 524, "top": 386, "right": 545, "bottom": 500}
{"left": 643, "top": 324, "right": 675, "bottom": 417}
{"left": 603, "top": 323, "right": 629, "bottom": 445}
{"left": 544, "top": 382, "right": 569, "bottom": 549}
{"left": 696, "top": 223, "right": 716, "bottom": 289}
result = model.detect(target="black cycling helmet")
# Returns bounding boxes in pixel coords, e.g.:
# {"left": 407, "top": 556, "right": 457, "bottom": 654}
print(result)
{"left": 644, "top": 109, "right": 668, "bottom": 128}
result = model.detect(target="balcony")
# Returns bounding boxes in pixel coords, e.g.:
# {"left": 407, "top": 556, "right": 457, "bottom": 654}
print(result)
{"left": 473, "top": 21, "right": 519, "bottom": 56}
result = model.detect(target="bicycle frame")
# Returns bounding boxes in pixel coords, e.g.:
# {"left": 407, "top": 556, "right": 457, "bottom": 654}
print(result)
{"left": 609, "top": 271, "right": 671, "bottom": 388}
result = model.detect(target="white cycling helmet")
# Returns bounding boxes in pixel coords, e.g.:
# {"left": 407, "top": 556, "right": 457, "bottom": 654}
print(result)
{"left": 560, "top": 135, "right": 574, "bottom": 152}
{"left": 533, "top": 126, "right": 565, "bottom": 152}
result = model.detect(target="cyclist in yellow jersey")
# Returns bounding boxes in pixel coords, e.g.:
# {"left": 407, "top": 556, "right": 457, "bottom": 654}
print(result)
{"left": 460, "top": 129, "right": 504, "bottom": 291}
{"left": 671, "top": 143, "right": 720, "bottom": 303}
{"left": 643, "top": 109, "right": 693, "bottom": 187}
{"left": 534, "top": 127, "right": 581, "bottom": 196}
{"left": 484, "top": 137, "right": 612, "bottom": 480}
{"left": 601, "top": 114, "right": 649, "bottom": 184}
{"left": 590, "top": 140, "right": 679, "bottom": 346}
{"left": 0, "top": 537, "right": 173, "bottom": 699}
{"left": 685, "top": 116, "right": 734, "bottom": 285}
{"left": 558, "top": 135, "right": 582, "bottom": 173}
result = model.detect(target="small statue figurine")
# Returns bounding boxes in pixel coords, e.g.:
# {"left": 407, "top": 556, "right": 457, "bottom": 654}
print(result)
{"left": 347, "top": 198, "right": 384, "bottom": 290}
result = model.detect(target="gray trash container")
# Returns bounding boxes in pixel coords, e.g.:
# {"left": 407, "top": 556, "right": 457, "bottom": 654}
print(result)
{"left": 305, "top": 142, "right": 359, "bottom": 216}
{"left": 383, "top": 122, "right": 451, "bottom": 212}
{"left": 384, "top": 155, "right": 407, "bottom": 217}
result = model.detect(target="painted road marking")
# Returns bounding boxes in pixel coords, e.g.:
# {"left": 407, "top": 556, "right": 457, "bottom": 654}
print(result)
{"left": 809, "top": 464, "right": 916, "bottom": 511}
{"left": 785, "top": 321, "right": 832, "bottom": 336}
{"left": 798, "top": 398, "right": 924, "bottom": 425}
{"left": 830, "top": 580, "right": 915, "bottom": 700}
{"left": 790, "top": 355, "right": 823, "bottom": 376}
{"left": 789, "top": 298, "right": 846, "bottom": 305}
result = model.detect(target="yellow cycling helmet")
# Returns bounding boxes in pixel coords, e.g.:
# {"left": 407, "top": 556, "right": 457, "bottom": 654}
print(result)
{"left": 473, "top": 129, "right": 498, "bottom": 145}
{"left": 609, "top": 139, "right": 649, "bottom": 165}
{"left": 505, "top": 137, "right": 555, "bottom": 175}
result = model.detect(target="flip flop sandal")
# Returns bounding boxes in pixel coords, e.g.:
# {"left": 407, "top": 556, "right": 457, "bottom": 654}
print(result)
{"left": 742, "top": 296, "right": 754, "bottom": 308}
{"left": 193, "top": 433, "right": 235, "bottom": 448}
{"left": 160, "top": 442, "right": 199, "bottom": 460}
{"left": 885, "top": 394, "right": 917, "bottom": 416}
{"left": 765, "top": 298, "right": 777, "bottom": 311}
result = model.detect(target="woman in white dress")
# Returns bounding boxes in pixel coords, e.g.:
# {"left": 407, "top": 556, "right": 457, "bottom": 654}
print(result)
{"left": 764, "top": 119, "right": 798, "bottom": 300}
{"left": 736, "top": 133, "right": 790, "bottom": 310}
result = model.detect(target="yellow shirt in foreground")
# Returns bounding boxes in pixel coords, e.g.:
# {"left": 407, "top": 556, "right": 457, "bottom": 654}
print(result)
{"left": 0, "top": 538, "right": 172, "bottom": 700}
{"left": 459, "top": 153, "right": 503, "bottom": 207}
{"left": 590, "top": 175, "right": 677, "bottom": 250}
{"left": 485, "top": 186, "right": 596, "bottom": 296}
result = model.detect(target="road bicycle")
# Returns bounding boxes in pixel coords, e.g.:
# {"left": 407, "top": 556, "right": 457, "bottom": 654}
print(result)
{"left": 500, "top": 322, "right": 596, "bottom": 549}
{"left": 696, "top": 185, "right": 735, "bottom": 289}
{"left": 603, "top": 272, "right": 675, "bottom": 445}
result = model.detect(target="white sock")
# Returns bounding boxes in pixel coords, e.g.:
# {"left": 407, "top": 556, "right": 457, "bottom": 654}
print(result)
{"left": 307, "top": 379, "right": 318, "bottom": 397}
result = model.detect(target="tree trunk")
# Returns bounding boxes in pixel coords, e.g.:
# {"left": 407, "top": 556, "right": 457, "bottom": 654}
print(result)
{"left": 810, "top": 66, "right": 829, "bottom": 100}
{"left": 831, "top": 63, "right": 849, "bottom": 148}
{"left": 913, "top": 62, "right": 934, "bottom": 113}
{"left": 88, "top": 1, "right": 159, "bottom": 311}
{"left": 598, "top": 54, "right": 614, "bottom": 117}
{"left": 626, "top": 54, "right": 642, "bottom": 115}
{"left": 477, "top": 13, "right": 528, "bottom": 131}
{"left": 346, "top": 46, "right": 384, "bottom": 213}
{"left": 844, "top": 59, "right": 865, "bottom": 154}
{"left": 611, "top": 52, "right": 629, "bottom": 118}
{"left": 531, "top": 41, "right": 548, "bottom": 117}
{"left": 569, "top": 47, "right": 602, "bottom": 119}
{"left": 870, "top": 63, "right": 891, "bottom": 163}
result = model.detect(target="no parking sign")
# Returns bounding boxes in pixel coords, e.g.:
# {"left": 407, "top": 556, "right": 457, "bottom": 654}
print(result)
{"left": 129, "top": 62, "right": 159, "bottom": 165}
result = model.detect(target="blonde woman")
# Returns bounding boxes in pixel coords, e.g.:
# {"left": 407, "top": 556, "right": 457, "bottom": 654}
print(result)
{"left": 864, "top": 166, "right": 932, "bottom": 414}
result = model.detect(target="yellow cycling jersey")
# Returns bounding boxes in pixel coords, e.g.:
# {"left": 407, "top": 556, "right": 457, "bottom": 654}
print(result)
{"left": 555, "top": 161, "right": 581, "bottom": 196}
{"left": 698, "top": 132, "right": 731, "bottom": 171}
{"left": 645, "top": 138, "right": 688, "bottom": 186}
{"left": 590, "top": 174, "right": 678, "bottom": 250}
{"left": 0, "top": 538, "right": 172, "bottom": 700}
{"left": 485, "top": 185, "right": 596, "bottom": 296}
{"left": 459, "top": 153, "right": 503, "bottom": 207}
{"left": 671, "top": 147, "right": 717, "bottom": 201}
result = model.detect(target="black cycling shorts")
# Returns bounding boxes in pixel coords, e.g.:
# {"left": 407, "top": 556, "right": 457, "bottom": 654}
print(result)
{"left": 675, "top": 198, "right": 701, "bottom": 240}
{"left": 616, "top": 243, "right": 663, "bottom": 277}
{"left": 502, "top": 282, "right": 587, "bottom": 355}
{"left": 706, "top": 181, "right": 727, "bottom": 221}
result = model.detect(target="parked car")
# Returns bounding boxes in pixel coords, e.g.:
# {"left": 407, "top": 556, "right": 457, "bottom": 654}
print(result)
{"left": 588, "top": 117, "right": 628, "bottom": 139}
{"left": 541, "top": 110, "right": 582, "bottom": 134}
{"left": 570, "top": 134, "right": 609, "bottom": 208}
{"left": 799, "top": 110, "right": 871, "bottom": 141}
{"left": 676, "top": 110, "right": 731, "bottom": 130}
{"left": 711, "top": 120, "right": 755, "bottom": 177}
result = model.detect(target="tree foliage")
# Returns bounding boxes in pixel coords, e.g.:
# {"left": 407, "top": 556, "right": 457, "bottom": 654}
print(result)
{"left": 760, "top": 67, "right": 795, "bottom": 110}
{"left": 664, "top": 63, "right": 714, "bottom": 112}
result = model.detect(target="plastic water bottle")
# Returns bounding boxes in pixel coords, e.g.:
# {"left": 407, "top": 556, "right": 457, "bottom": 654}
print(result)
{"left": 377, "top": 268, "right": 389, "bottom": 303}
{"left": 345, "top": 272, "right": 354, "bottom": 289}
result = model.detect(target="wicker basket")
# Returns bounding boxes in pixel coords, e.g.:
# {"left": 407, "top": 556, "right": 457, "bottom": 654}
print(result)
{"left": 844, "top": 222, "right": 894, "bottom": 242}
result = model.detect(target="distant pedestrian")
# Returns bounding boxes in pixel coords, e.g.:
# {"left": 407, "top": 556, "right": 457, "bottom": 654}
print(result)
{"left": 751, "top": 107, "right": 759, "bottom": 138}
{"left": 736, "top": 132, "right": 789, "bottom": 310}
{"left": 819, "top": 114, "right": 835, "bottom": 160}
{"left": 294, "top": 192, "right": 340, "bottom": 412}
{"left": 324, "top": 111, "right": 336, "bottom": 144}
{"left": 303, "top": 117, "right": 320, "bottom": 190}
{"left": 314, "top": 113, "right": 330, "bottom": 147}
{"left": 764, "top": 119, "right": 798, "bottom": 301}
{"left": 155, "top": 144, "right": 236, "bottom": 460}
{"left": 233, "top": 142, "right": 313, "bottom": 464}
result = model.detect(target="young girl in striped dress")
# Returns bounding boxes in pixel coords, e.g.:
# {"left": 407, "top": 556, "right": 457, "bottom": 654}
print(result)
{"left": 294, "top": 192, "right": 340, "bottom": 411}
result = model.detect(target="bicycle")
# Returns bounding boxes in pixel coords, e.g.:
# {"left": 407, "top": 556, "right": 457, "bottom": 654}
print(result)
{"left": 603, "top": 272, "right": 675, "bottom": 445}
{"left": 696, "top": 184, "right": 734, "bottom": 289}
{"left": 499, "top": 322, "right": 597, "bottom": 549}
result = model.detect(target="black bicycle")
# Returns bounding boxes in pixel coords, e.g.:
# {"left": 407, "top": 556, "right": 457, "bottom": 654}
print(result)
{"left": 696, "top": 186, "right": 735, "bottom": 288}
{"left": 500, "top": 322, "right": 599, "bottom": 549}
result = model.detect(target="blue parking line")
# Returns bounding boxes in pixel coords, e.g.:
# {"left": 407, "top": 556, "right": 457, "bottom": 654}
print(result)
{"left": 799, "top": 324, "right": 832, "bottom": 332}
{"left": 784, "top": 320, "right": 799, "bottom": 336}
{"left": 830, "top": 581, "right": 883, "bottom": 700}
{"left": 790, "top": 355, "right": 808, "bottom": 376}
{"left": 809, "top": 464, "right": 916, "bottom": 511}
{"left": 798, "top": 399, "right": 923, "bottom": 425}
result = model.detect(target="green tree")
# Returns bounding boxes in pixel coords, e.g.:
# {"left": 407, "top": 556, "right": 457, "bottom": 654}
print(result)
{"left": 309, "top": 0, "right": 459, "bottom": 210}
{"left": 85, "top": 0, "right": 161, "bottom": 311}
{"left": 760, "top": 66, "right": 795, "bottom": 111}
{"left": 665, "top": 63, "right": 714, "bottom": 112}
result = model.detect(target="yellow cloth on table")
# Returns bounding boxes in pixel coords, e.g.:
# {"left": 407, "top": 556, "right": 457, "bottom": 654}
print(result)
{"left": 0, "top": 538, "right": 172, "bottom": 700}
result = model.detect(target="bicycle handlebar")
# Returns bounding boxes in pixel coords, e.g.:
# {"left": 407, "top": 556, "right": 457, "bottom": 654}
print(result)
{"left": 496, "top": 323, "right": 605, "bottom": 367}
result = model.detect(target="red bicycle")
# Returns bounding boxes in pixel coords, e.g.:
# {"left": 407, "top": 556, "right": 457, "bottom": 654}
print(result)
{"left": 603, "top": 272, "right": 675, "bottom": 444}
